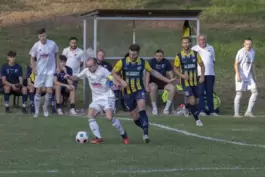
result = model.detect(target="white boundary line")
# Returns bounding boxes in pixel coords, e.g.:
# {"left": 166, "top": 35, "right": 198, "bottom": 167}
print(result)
{"left": 117, "top": 117, "right": 265, "bottom": 148}
{"left": 0, "top": 170, "right": 58, "bottom": 174}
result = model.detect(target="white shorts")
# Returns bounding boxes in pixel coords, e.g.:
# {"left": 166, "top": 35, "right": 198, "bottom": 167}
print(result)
{"left": 89, "top": 97, "right": 115, "bottom": 112}
{"left": 235, "top": 79, "right": 256, "bottom": 91}
{"left": 34, "top": 75, "right": 54, "bottom": 88}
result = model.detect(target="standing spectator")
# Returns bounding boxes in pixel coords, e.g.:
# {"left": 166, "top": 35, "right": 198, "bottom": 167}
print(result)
{"left": 145, "top": 49, "right": 175, "bottom": 115}
{"left": 62, "top": 37, "right": 86, "bottom": 88}
{"left": 192, "top": 35, "right": 218, "bottom": 116}
{"left": 1, "top": 51, "right": 28, "bottom": 113}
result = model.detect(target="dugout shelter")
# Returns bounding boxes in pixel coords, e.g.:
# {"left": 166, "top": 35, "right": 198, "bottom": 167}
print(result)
{"left": 80, "top": 9, "right": 202, "bottom": 108}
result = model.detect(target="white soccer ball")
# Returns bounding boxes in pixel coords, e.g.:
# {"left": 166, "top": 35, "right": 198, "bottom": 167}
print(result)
{"left": 75, "top": 131, "right": 89, "bottom": 144}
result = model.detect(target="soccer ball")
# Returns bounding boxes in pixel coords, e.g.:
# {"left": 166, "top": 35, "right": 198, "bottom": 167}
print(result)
{"left": 75, "top": 131, "right": 89, "bottom": 144}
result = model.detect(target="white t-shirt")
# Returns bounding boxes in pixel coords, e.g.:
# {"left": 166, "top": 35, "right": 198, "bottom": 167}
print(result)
{"left": 29, "top": 39, "right": 59, "bottom": 75}
{"left": 235, "top": 47, "right": 255, "bottom": 81}
{"left": 62, "top": 47, "right": 86, "bottom": 76}
{"left": 192, "top": 44, "right": 215, "bottom": 76}
{"left": 77, "top": 66, "right": 115, "bottom": 101}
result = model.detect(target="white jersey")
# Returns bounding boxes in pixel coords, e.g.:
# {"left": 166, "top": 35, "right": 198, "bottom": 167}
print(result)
{"left": 62, "top": 47, "right": 86, "bottom": 76}
{"left": 235, "top": 47, "right": 255, "bottom": 81}
{"left": 77, "top": 66, "right": 115, "bottom": 101}
{"left": 29, "top": 39, "right": 59, "bottom": 75}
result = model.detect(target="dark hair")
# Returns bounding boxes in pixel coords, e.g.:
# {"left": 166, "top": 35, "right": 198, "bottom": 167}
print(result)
{"left": 7, "top": 51, "right": 17, "bottom": 57}
{"left": 129, "top": 44, "right": 140, "bottom": 52}
{"left": 244, "top": 37, "right": 253, "bottom": 42}
{"left": 124, "top": 52, "right": 129, "bottom": 58}
{"left": 155, "top": 49, "right": 164, "bottom": 55}
{"left": 69, "top": 37, "right": 78, "bottom": 41}
{"left": 59, "top": 55, "right": 67, "bottom": 62}
{"left": 37, "top": 28, "right": 46, "bottom": 35}
{"left": 181, "top": 36, "right": 192, "bottom": 43}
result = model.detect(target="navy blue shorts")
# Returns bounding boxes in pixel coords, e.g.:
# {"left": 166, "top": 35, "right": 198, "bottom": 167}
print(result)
{"left": 183, "top": 86, "right": 199, "bottom": 98}
{"left": 123, "top": 90, "right": 146, "bottom": 111}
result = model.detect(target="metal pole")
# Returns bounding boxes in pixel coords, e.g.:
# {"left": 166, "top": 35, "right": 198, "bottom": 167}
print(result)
{"left": 132, "top": 20, "right": 136, "bottom": 44}
{"left": 196, "top": 19, "right": 200, "bottom": 44}
{"left": 82, "top": 19, "right": 87, "bottom": 108}
{"left": 93, "top": 17, "right": 98, "bottom": 57}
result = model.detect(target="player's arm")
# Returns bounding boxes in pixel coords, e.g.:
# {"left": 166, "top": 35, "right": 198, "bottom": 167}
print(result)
{"left": 166, "top": 61, "right": 174, "bottom": 79}
{"left": 197, "top": 54, "right": 205, "bottom": 77}
{"left": 29, "top": 45, "right": 37, "bottom": 74}
{"left": 1, "top": 67, "right": 12, "bottom": 87}
{"left": 67, "top": 68, "right": 74, "bottom": 86}
{"left": 251, "top": 63, "right": 257, "bottom": 81}
{"left": 234, "top": 51, "right": 241, "bottom": 80}
{"left": 173, "top": 56, "right": 183, "bottom": 79}
{"left": 54, "top": 75, "right": 69, "bottom": 88}
{"left": 66, "top": 68, "right": 87, "bottom": 81}
{"left": 112, "top": 60, "right": 124, "bottom": 83}
{"left": 18, "top": 66, "right": 23, "bottom": 86}
{"left": 145, "top": 61, "right": 173, "bottom": 84}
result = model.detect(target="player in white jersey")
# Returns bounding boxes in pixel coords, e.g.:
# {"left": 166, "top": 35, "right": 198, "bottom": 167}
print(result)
{"left": 66, "top": 57, "right": 129, "bottom": 144}
{"left": 29, "top": 28, "right": 59, "bottom": 118}
{"left": 234, "top": 38, "right": 258, "bottom": 118}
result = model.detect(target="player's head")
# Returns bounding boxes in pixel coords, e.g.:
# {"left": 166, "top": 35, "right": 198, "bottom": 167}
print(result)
{"left": 244, "top": 37, "right": 253, "bottom": 51}
{"left": 155, "top": 49, "right": 164, "bottom": 62}
{"left": 69, "top": 37, "right": 78, "bottom": 50}
{"left": 181, "top": 37, "right": 192, "bottom": 51}
{"left": 86, "top": 57, "right": 98, "bottom": 73}
{"left": 128, "top": 44, "right": 140, "bottom": 61}
{"left": 7, "top": 51, "right": 16, "bottom": 64}
{"left": 198, "top": 35, "right": 207, "bottom": 47}
{"left": 97, "top": 49, "right": 105, "bottom": 63}
{"left": 37, "top": 28, "right": 47, "bottom": 44}
{"left": 59, "top": 55, "right": 67, "bottom": 68}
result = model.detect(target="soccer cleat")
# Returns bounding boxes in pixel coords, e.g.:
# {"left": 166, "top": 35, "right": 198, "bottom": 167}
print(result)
{"left": 163, "top": 109, "right": 170, "bottom": 115}
{"left": 234, "top": 114, "right": 242, "bottom": 118}
{"left": 52, "top": 106, "right": 57, "bottom": 114}
{"left": 199, "top": 112, "right": 207, "bottom": 116}
{"left": 196, "top": 120, "right": 203, "bottom": 126}
{"left": 33, "top": 113, "right": 39, "bottom": 118}
{"left": 143, "top": 135, "right": 150, "bottom": 143}
{"left": 5, "top": 107, "right": 11, "bottom": 113}
{"left": 210, "top": 113, "right": 219, "bottom": 116}
{"left": 57, "top": 108, "right": 63, "bottom": 115}
{"left": 152, "top": 109, "right": 158, "bottom": 115}
{"left": 70, "top": 108, "right": 77, "bottom": 115}
{"left": 43, "top": 105, "right": 49, "bottom": 117}
{"left": 90, "top": 138, "right": 104, "bottom": 144}
{"left": 30, "top": 105, "right": 35, "bottom": 114}
{"left": 122, "top": 131, "right": 129, "bottom": 144}
{"left": 245, "top": 112, "right": 255, "bottom": 118}
{"left": 21, "top": 107, "right": 28, "bottom": 114}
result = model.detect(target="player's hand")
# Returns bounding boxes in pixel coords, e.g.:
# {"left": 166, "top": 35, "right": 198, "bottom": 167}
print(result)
{"left": 120, "top": 80, "right": 128, "bottom": 88}
{"left": 181, "top": 74, "right": 189, "bottom": 80}
{"left": 199, "top": 75, "right": 204, "bottom": 83}
{"left": 11, "top": 84, "right": 17, "bottom": 89}
{"left": 167, "top": 78, "right": 177, "bottom": 84}
{"left": 64, "top": 74, "right": 70, "bottom": 79}
{"left": 69, "top": 85, "right": 75, "bottom": 90}
{"left": 236, "top": 74, "right": 242, "bottom": 82}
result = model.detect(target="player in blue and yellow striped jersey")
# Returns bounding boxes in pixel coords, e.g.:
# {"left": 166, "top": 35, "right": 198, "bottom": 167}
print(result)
{"left": 112, "top": 44, "right": 176, "bottom": 143}
{"left": 174, "top": 37, "right": 205, "bottom": 126}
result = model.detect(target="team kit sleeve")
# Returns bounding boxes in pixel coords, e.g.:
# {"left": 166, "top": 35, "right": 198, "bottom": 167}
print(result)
{"left": 144, "top": 61, "right": 153, "bottom": 72}
{"left": 235, "top": 50, "right": 242, "bottom": 63}
{"left": 174, "top": 55, "right": 181, "bottom": 67}
{"left": 197, "top": 54, "right": 203, "bottom": 65}
{"left": 54, "top": 43, "right": 59, "bottom": 53}
{"left": 113, "top": 60, "right": 123, "bottom": 72}
{"left": 29, "top": 44, "right": 37, "bottom": 58}
{"left": 1, "top": 65, "right": 6, "bottom": 77}
{"left": 18, "top": 65, "right": 23, "bottom": 77}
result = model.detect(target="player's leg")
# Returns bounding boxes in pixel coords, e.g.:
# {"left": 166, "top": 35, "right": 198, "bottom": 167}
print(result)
{"left": 205, "top": 76, "right": 217, "bottom": 116}
{"left": 28, "top": 84, "right": 35, "bottom": 114}
{"left": 245, "top": 84, "right": 258, "bottom": 117}
{"left": 234, "top": 80, "right": 245, "bottom": 117}
{"left": 55, "top": 85, "right": 63, "bottom": 115}
{"left": 43, "top": 75, "right": 54, "bottom": 117}
{"left": 163, "top": 83, "right": 176, "bottom": 115}
{"left": 149, "top": 82, "right": 158, "bottom": 115}
{"left": 3, "top": 85, "right": 11, "bottom": 113}
{"left": 198, "top": 77, "right": 206, "bottom": 116}
{"left": 68, "top": 87, "right": 77, "bottom": 115}
{"left": 21, "top": 86, "right": 28, "bottom": 113}
{"left": 34, "top": 75, "right": 45, "bottom": 117}
{"left": 88, "top": 102, "right": 103, "bottom": 144}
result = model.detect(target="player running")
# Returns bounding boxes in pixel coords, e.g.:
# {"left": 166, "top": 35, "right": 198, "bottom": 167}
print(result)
{"left": 112, "top": 44, "right": 176, "bottom": 143}
{"left": 234, "top": 38, "right": 258, "bottom": 118}
{"left": 66, "top": 57, "right": 129, "bottom": 144}
{"left": 174, "top": 37, "right": 205, "bottom": 126}
{"left": 29, "top": 28, "right": 59, "bottom": 118}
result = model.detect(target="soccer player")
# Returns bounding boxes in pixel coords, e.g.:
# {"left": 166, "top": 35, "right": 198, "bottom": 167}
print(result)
{"left": 112, "top": 44, "right": 176, "bottom": 143}
{"left": 29, "top": 28, "right": 59, "bottom": 118}
{"left": 62, "top": 37, "right": 85, "bottom": 88}
{"left": 66, "top": 58, "right": 129, "bottom": 144}
{"left": 146, "top": 49, "right": 175, "bottom": 115}
{"left": 174, "top": 37, "right": 205, "bottom": 126}
{"left": 54, "top": 55, "right": 77, "bottom": 115}
{"left": 234, "top": 38, "right": 258, "bottom": 118}
{"left": 96, "top": 49, "right": 113, "bottom": 71}
{"left": 1, "top": 51, "right": 28, "bottom": 113}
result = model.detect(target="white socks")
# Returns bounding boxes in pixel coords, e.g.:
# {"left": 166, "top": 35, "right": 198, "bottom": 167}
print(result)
{"left": 247, "top": 89, "right": 258, "bottom": 113}
{"left": 152, "top": 102, "right": 157, "bottom": 110}
{"left": 112, "top": 118, "right": 125, "bottom": 135}
{"left": 44, "top": 93, "right": 51, "bottom": 108}
{"left": 88, "top": 119, "right": 101, "bottom": 138}
{"left": 34, "top": 94, "right": 41, "bottom": 114}
{"left": 164, "top": 100, "right": 172, "bottom": 111}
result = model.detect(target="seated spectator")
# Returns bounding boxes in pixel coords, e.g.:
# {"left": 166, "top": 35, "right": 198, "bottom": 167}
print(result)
{"left": 1, "top": 51, "right": 28, "bottom": 113}
{"left": 145, "top": 49, "right": 175, "bottom": 115}
{"left": 54, "top": 55, "right": 76, "bottom": 115}
{"left": 25, "top": 62, "right": 56, "bottom": 114}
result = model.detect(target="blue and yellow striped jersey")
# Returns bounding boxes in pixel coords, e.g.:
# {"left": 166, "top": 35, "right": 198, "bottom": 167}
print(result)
{"left": 174, "top": 50, "right": 202, "bottom": 87}
{"left": 113, "top": 57, "right": 152, "bottom": 94}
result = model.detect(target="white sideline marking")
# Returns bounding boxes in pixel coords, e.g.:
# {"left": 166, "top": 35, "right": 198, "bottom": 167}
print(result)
{"left": 0, "top": 170, "right": 58, "bottom": 174}
{"left": 118, "top": 117, "right": 265, "bottom": 148}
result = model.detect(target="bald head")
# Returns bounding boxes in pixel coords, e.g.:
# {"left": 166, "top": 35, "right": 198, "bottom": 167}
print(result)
{"left": 198, "top": 35, "right": 207, "bottom": 48}
{"left": 86, "top": 57, "right": 98, "bottom": 73}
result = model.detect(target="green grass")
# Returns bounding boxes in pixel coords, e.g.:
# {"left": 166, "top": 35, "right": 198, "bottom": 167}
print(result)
{"left": 1, "top": 114, "right": 265, "bottom": 177}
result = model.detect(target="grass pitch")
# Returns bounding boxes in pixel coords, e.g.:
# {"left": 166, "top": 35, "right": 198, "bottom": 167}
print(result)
{"left": 1, "top": 113, "right": 265, "bottom": 177}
